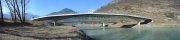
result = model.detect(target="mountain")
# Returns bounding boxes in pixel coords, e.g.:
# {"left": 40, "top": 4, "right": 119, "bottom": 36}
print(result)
{"left": 25, "top": 13, "right": 39, "bottom": 20}
{"left": 95, "top": 0, "right": 180, "bottom": 23}
{"left": 48, "top": 8, "right": 77, "bottom": 15}
{"left": 3, "top": 14, "right": 11, "bottom": 18}
{"left": 3, "top": 13, "right": 39, "bottom": 20}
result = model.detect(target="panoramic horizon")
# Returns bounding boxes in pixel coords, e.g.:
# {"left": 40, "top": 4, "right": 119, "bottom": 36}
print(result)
{"left": 1, "top": 0, "right": 180, "bottom": 40}
{"left": 3, "top": 0, "right": 112, "bottom": 16}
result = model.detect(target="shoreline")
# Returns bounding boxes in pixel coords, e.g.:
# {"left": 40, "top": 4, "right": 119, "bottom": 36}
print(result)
{"left": 0, "top": 26, "right": 93, "bottom": 40}
{"left": 134, "top": 23, "right": 180, "bottom": 28}
{"left": 0, "top": 23, "right": 179, "bottom": 40}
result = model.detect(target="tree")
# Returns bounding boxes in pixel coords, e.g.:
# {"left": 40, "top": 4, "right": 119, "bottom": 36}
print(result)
{"left": 5, "top": 0, "right": 15, "bottom": 21}
{"left": 21, "top": 0, "right": 26, "bottom": 23}
{"left": 0, "top": 0, "right": 4, "bottom": 22}
{"left": 5, "top": 0, "right": 29, "bottom": 23}
{"left": 5, "top": 0, "right": 18, "bottom": 22}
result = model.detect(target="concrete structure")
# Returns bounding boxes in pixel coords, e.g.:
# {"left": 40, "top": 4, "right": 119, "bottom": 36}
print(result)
{"left": 32, "top": 13, "right": 152, "bottom": 28}
{"left": 175, "top": 14, "right": 180, "bottom": 20}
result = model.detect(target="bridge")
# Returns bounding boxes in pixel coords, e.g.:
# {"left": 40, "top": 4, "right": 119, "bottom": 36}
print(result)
{"left": 32, "top": 13, "right": 153, "bottom": 28}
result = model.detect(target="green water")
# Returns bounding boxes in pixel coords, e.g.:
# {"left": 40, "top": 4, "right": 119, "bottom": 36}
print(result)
{"left": 82, "top": 27, "right": 180, "bottom": 40}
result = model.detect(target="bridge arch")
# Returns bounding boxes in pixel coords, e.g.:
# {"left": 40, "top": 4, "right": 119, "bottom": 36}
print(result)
{"left": 32, "top": 13, "right": 153, "bottom": 27}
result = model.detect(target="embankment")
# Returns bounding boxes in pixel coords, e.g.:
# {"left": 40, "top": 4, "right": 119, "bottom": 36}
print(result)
{"left": 0, "top": 26, "right": 93, "bottom": 40}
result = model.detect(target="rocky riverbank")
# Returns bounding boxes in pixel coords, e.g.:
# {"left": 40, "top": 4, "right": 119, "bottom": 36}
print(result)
{"left": 133, "top": 23, "right": 180, "bottom": 28}
{"left": 0, "top": 26, "right": 93, "bottom": 40}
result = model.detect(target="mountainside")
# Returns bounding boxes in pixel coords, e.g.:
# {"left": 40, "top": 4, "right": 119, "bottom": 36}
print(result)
{"left": 3, "top": 13, "right": 39, "bottom": 20}
{"left": 3, "top": 14, "right": 11, "bottom": 18}
{"left": 48, "top": 8, "right": 77, "bottom": 15}
{"left": 95, "top": 0, "right": 180, "bottom": 23}
{"left": 26, "top": 13, "right": 39, "bottom": 20}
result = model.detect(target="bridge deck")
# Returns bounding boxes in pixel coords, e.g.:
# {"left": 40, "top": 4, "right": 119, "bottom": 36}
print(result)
{"left": 32, "top": 13, "right": 152, "bottom": 21}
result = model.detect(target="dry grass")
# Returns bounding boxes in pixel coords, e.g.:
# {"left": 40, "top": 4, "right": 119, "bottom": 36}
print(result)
{"left": 0, "top": 33, "right": 35, "bottom": 40}
{"left": 0, "top": 26, "right": 82, "bottom": 40}
{"left": 95, "top": 0, "right": 180, "bottom": 23}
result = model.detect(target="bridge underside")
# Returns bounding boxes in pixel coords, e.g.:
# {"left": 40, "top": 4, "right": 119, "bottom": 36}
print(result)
{"left": 34, "top": 14, "right": 152, "bottom": 28}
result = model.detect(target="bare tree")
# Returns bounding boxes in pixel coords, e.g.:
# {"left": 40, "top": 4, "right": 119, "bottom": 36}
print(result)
{"left": 12, "top": 0, "right": 18, "bottom": 22}
{"left": 0, "top": 0, "right": 4, "bottom": 22}
{"left": 14, "top": 0, "right": 23, "bottom": 22}
{"left": 5, "top": 0, "right": 28, "bottom": 23}
{"left": 21, "top": 0, "right": 25, "bottom": 23}
{"left": 5, "top": 0, "right": 14, "bottom": 21}
{"left": 5, "top": 0, "right": 18, "bottom": 22}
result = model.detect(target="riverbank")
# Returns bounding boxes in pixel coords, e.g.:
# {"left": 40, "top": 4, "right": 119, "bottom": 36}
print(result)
{"left": 134, "top": 23, "right": 180, "bottom": 28}
{"left": 0, "top": 26, "right": 92, "bottom": 40}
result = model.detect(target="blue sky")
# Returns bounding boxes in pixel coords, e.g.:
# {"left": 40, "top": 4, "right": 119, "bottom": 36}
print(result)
{"left": 21, "top": 0, "right": 112, "bottom": 16}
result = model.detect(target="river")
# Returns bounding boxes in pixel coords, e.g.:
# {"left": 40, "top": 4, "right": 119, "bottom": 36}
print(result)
{"left": 77, "top": 26, "right": 180, "bottom": 40}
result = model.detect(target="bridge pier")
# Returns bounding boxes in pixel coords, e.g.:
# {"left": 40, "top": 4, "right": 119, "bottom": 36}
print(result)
{"left": 103, "top": 23, "right": 105, "bottom": 31}
{"left": 137, "top": 21, "right": 141, "bottom": 26}
{"left": 101, "top": 22, "right": 106, "bottom": 31}
{"left": 53, "top": 21, "right": 56, "bottom": 26}
{"left": 53, "top": 20, "right": 58, "bottom": 27}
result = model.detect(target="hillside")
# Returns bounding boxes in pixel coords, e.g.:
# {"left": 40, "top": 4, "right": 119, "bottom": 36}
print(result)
{"left": 3, "top": 13, "right": 39, "bottom": 20}
{"left": 95, "top": 0, "right": 180, "bottom": 23}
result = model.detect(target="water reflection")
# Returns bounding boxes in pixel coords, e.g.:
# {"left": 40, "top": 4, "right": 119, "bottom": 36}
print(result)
{"left": 82, "top": 27, "right": 180, "bottom": 40}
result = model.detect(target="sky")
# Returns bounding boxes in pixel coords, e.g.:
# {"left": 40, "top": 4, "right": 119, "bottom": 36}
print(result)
{"left": 20, "top": 0, "right": 112, "bottom": 16}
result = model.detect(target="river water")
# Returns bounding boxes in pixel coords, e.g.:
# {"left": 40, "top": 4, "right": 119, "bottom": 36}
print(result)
{"left": 78, "top": 27, "right": 180, "bottom": 40}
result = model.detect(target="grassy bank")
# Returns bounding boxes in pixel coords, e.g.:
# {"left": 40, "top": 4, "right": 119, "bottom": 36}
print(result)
{"left": 0, "top": 26, "right": 89, "bottom": 40}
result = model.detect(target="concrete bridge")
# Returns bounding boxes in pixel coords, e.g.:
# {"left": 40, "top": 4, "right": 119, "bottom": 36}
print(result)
{"left": 32, "top": 13, "right": 153, "bottom": 28}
